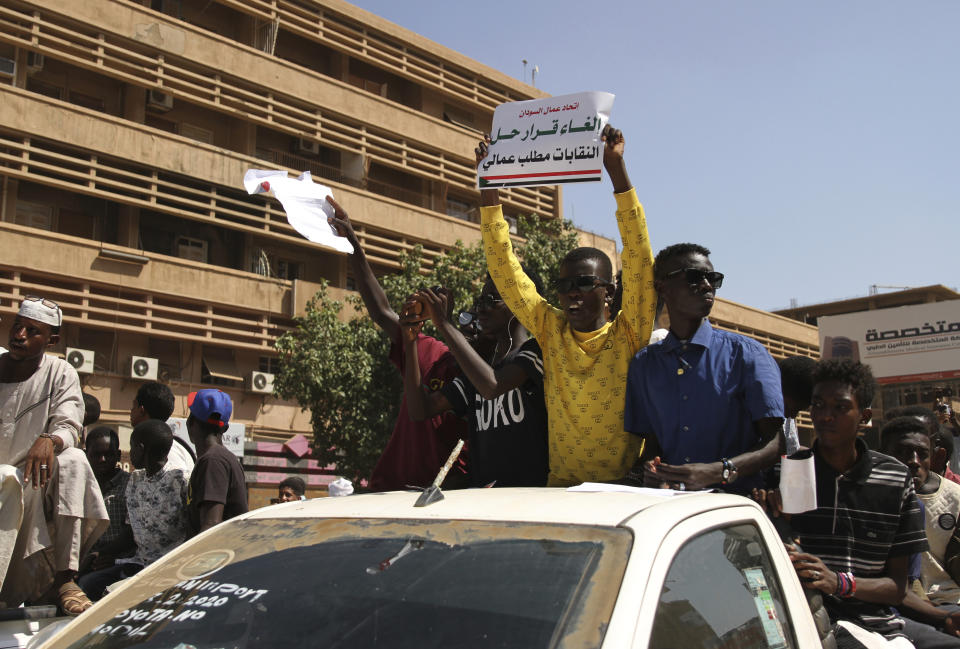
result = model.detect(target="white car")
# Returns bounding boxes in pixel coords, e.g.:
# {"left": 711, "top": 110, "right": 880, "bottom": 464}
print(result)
{"left": 29, "top": 487, "right": 824, "bottom": 649}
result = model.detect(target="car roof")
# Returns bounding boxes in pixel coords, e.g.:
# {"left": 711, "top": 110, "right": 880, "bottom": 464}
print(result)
{"left": 243, "top": 487, "right": 752, "bottom": 527}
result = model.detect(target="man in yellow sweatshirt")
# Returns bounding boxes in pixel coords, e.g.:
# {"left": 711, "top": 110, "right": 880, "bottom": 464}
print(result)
{"left": 476, "top": 126, "right": 656, "bottom": 485}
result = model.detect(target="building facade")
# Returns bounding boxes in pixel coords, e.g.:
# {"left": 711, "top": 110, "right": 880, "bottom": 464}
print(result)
{"left": 0, "top": 0, "right": 818, "bottom": 499}
{"left": 776, "top": 285, "right": 960, "bottom": 428}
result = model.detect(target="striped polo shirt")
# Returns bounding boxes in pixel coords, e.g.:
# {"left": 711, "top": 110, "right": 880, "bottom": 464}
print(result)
{"left": 791, "top": 438, "right": 928, "bottom": 639}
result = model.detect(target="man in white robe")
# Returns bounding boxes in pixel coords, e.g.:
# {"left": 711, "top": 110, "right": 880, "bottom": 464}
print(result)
{"left": 0, "top": 297, "right": 108, "bottom": 614}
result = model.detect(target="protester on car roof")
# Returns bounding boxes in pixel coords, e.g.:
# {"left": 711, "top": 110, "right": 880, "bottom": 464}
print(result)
{"left": 476, "top": 125, "right": 656, "bottom": 486}
{"left": 625, "top": 243, "right": 784, "bottom": 495}
{"left": 402, "top": 275, "right": 548, "bottom": 488}
{"left": 0, "top": 296, "right": 108, "bottom": 616}
{"left": 326, "top": 195, "right": 468, "bottom": 491}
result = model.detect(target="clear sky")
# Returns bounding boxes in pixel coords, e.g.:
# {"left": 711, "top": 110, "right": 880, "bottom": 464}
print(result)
{"left": 352, "top": 1, "right": 958, "bottom": 312}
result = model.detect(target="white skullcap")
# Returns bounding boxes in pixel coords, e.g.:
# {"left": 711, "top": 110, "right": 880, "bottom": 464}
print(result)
{"left": 18, "top": 297, "right": 62, "bottom": 327}
{"left": 328, "top": 477, "right": 354, "bottom": 497}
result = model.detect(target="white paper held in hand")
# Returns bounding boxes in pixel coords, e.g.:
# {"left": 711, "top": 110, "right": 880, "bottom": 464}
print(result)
{"left": 779, "top": 452, "right": 817, "bottom": 514}
{"left": 242, "top": 169, "right": 354, "bottom": 254}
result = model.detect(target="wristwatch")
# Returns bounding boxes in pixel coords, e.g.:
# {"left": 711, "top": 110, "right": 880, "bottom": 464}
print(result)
{"left": 721, "top": 458, "right": 738, "bottom": 485}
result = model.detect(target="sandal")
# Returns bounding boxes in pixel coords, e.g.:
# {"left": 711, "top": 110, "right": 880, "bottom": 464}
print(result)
{"left": 59, "top": 581, "right": 93, "bottom": 616}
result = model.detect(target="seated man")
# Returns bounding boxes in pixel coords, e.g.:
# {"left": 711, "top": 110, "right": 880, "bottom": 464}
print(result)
{"left": 882, "top": 416, "right": 960, "bottom": 641}
{"left": 80, "top": 420, "right": 189, "bottom": 600}
{"left": 79, "top": 427, "right": 134, "bottom": 579}
{"left": 0, "top": 297, "right": 108, "bottom": 614}
{"left": 625, "top": 243, "right": 784, "bottom": 494}
{"left": 760, "top": 360, "right": 947, "bottom": 647}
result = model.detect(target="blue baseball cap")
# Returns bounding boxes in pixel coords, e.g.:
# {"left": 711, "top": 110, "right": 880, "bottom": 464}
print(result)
{"left": 187, "top": 389, "right": 232, "bottom": 428}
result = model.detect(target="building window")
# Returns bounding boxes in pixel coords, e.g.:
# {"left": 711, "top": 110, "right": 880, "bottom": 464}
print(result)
{"left": 259, "top": 356, "right": 280, "bottom": 374}
{"left": 201, "top": 346, "right": 241, "bottom": 387}
{"left": 15, "top": 201, "right": 54, "bottom": 231}
{"left": 68, "top": 90, "right": 105, "bottom": 113}
{"left": 445, "top": 196, "right": 475, "bottom": 221}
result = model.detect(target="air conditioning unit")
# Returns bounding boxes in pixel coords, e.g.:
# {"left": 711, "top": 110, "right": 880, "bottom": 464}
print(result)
{"left": 176, "top": 236, "right": 208, "bottom": 263}
{"left": 0, "top": 57, "right": 15, "bottom": 78}
{"left": 294, "top": 137, "right": 319, "bottom": 155}
{"left": 130, "top": 356, "right": 159, "bottom": 381}
{"left": 146, "top": 89, "right": 174, "bottom": 112}
{"left": 65, "top": 348, "right": 95, "bottom": 374}
{"left": 246, "top": 371, "right": 274, "bottom": 394}
{"left": 26, "top": 52, "right": 44, "bottom": 74}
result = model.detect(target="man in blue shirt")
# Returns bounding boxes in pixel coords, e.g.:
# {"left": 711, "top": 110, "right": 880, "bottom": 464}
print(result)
{"left": 624, "top": 243, "right": 783, "bottom": 494}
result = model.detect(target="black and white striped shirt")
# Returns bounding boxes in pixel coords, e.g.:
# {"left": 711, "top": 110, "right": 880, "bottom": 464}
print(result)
{"left": 792, "top": 438, "right": 928, "bottom": 639}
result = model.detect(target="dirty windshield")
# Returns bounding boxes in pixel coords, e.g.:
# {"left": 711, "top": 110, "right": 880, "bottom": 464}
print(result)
{"left": 56, "top": 518, "right": 630, "bottom": 649}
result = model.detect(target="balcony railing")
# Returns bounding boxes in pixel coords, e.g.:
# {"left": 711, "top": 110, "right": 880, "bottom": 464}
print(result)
{"left": 0, "top": 1, "right": 556, "bottom": 218}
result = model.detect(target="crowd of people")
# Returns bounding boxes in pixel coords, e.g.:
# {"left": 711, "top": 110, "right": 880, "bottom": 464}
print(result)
{"left": 1, "top": 125, "right": 959, "bottom": 649}
{"left": 0, "top": 304, "right": 248, "bottom": 615}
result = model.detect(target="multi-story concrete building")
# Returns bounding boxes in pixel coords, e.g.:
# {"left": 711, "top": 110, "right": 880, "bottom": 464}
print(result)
{"left": 0, "top": 0, "right": 818, "bottom": 502}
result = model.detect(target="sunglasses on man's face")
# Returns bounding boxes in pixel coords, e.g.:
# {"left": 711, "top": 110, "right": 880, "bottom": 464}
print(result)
{"left": 552, "top": 275, "right": 609, "bottom": 294}
{"left": 458, "top": 311, "right": 476, "bottom": 326}
{"left": 664, "top": 268, "right": 724, "bottom": 289}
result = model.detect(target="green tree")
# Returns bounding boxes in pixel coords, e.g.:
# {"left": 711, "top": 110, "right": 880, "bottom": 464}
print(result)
{"left": 273, "top": 214, "right": 580, "bottom": 484}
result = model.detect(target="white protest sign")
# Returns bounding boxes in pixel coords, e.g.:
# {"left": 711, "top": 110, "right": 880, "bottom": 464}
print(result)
{"left": 242, "top": 169, "right": 354, "bottom": 254}
{"left": 478, "top": 91, "right": 614, "bottom": 189}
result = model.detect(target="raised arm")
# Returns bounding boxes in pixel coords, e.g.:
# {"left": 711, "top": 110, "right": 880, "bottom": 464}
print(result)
{"left": 326, "top": 196, "right": 399, "bottom": 340}
{"left": 418, "top": 288, "right": 531, "bottom": 400}
{"left": 603, "top": 126, "right": 655, "bottom": 346}
{"left": 399, "top": 296, "right": 453, "bottom": 421}
{"left": 476, "top": 138, "right": 549, "bottom": 337}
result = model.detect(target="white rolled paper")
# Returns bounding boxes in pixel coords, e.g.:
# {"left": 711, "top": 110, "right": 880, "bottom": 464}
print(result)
{"left": 780, "top": 454, "right": 817, "bottom": 514}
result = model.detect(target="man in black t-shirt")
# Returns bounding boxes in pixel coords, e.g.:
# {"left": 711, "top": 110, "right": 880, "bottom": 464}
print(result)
{"left": 185, "top": 389, "right": 247, "bottom": 535}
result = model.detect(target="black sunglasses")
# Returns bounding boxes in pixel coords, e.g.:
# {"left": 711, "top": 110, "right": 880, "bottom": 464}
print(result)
{"left": 458, "top": 311, "right": 476, "bottom": 326}
{"left": 552, "top": 275, "right": 610, "bottom": 294}
{"left": 664, "top": 268, "right": 724, "bottom": 289}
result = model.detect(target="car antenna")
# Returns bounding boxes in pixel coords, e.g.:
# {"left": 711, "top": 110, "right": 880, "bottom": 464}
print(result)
{"left": 414, "top": 438, "right": 464, "bottom": 507}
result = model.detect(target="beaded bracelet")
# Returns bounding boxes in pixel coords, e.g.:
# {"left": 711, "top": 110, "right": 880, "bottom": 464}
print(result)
{"left": 38, "top": 433, "right": 64, "bottom": 453}
{"left": 835, "top": 571, "right": 856, "bottom": 598}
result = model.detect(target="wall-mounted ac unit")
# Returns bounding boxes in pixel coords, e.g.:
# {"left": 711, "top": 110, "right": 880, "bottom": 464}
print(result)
{"left": 130, "top": 356, "right": 159, "bottom": 381}
{"left": 295, "top": 137, "right": 319, "bottom": 155}
{"left": 26, "top": 52, "right": 44, "bottom": 74}
{"left": 0, "top": 57, "right": 15, "bottom": 78}
{"left": 146, "top": 89, "right": 174, "bottom": 112}
{"left": 246, "top": 371, "right": 275, "bottom": 394}
{"left": 65, "top": 348, "right": 95, "bottom": 374}
{"left": 176, "top": 236, "right": 208, "bottom": 263}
